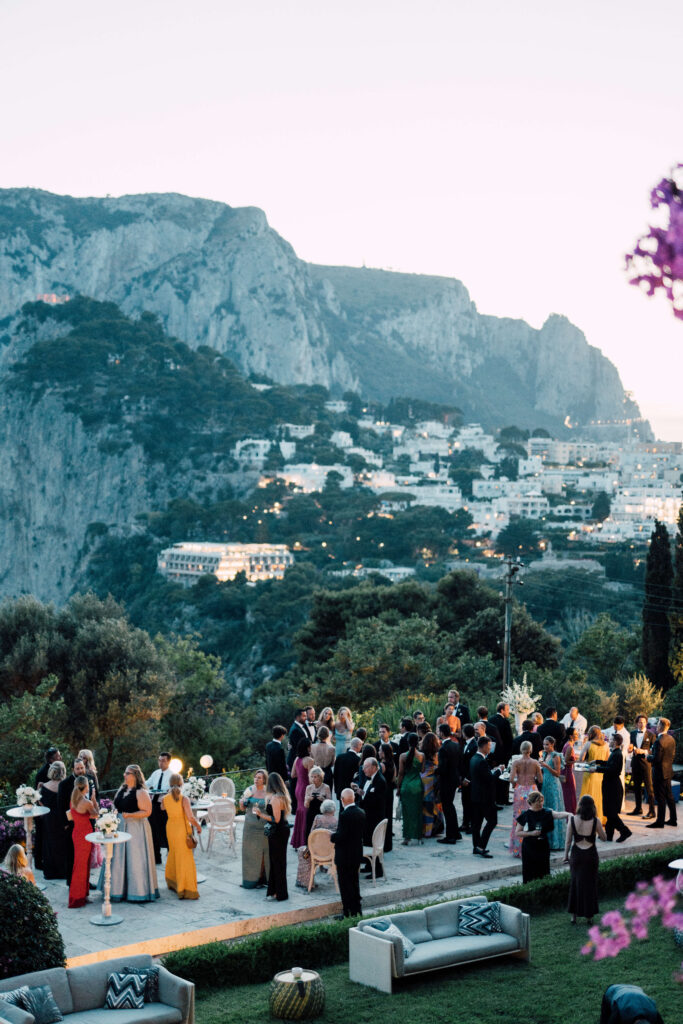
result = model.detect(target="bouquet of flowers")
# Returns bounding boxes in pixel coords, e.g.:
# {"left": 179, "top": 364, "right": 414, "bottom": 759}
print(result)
{"left": 501, "top": 672, "right": 541, "bottom": 717}
{"left": 15, "top": 785, "right": 40, "bottom": 808}
{"left": 182, "top": 776, "right": 206, "bottom": 802}
{"left": 96, "top": 807, "right": 119, "bottom": 836}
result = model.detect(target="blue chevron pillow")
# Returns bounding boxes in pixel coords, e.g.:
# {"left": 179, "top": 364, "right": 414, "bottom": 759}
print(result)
{"left": 457, "top": 901, "right": 502, "bottom": 936}
{"left": 104, "top": 973, "right": 146, "bottom": 1011}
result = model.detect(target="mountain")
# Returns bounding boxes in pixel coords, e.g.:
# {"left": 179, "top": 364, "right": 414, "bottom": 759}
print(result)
{"left": 0, "top": 188, "right": 645, "bottom": 432}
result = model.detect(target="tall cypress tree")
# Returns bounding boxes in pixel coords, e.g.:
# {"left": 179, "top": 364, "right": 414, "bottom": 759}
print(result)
{"left": 672, "top": 504, "right": 683, "bottom": 680}
{"left": 642, "top": 519, "right": 674, "bottom": 689}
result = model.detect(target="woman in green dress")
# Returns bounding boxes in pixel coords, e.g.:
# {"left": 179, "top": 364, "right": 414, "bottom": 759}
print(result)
{"left": 397, "top": 733, "right": 425, "bottom": 844}
{"left": 239, "top": 769, "right": 270, "bottom": 889}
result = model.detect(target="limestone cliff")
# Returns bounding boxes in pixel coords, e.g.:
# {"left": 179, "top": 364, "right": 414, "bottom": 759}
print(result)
{"left": 0, "top": 188, "right": 643, "bottom": 432}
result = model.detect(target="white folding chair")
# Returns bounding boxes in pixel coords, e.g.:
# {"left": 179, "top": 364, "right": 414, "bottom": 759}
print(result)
{"left": 362, "top": 819, "right": 388, "bottom": 885}
{"left": 208, "top": 776, "right": 236, "bottom": 800}
{"left": 205, "top": 799, "right": 237, "bottom": 856}
{"left": 307, "top": 828, "right": 339, "bottom": 893}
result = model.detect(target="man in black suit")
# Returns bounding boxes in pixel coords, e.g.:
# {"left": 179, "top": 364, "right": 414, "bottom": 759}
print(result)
{"left": 287, "top": 709, "right": 310, "bottom": 811}
{"left": 511, "top": 720, "right": 543, "bottom": 759}
{"left": 476, "top": 707, "right": 503, "bottom": 766}
{"left": 334, "top": 738, "right": 363, "bottom": 801}
{"left": 599, "top": 984, "right": 663, "bottom": 1024}
{"left": 304, "top": 706, "right": 318, "bottom": 743}
{"left": 448, "top": 690, "right": 471, "bottom": 726}
{"left": 469, "top": 736, "right": 501, "bottom": 858}
{"left": 537, "top": 707, "right": 566, "bottom": 749}
{"left": 489, "top": 702, "right": 514, "bottom": 766}
{"left": 460, "top": 723, "right": 477, "bottom": 833}
{"left": 397, "top": 717, "right": 416, "bottom": 756}
{"left": 354, "top": 758, "right": 387, "bottom": 877}
{"left": 436, "top": 723, "right": 461, "bottom": 844}
{"left": 374, "top": 723, "right": 398, "bottom": 759}
{"left": 647, "top": 717, "right": 677, "bottom": 828}
{"left": 593, "top": 735, "right": 632, "bottom": 842}
{"left": 265, "top": 726, "right": 288, "bottom": 780}
{"left": 628, "top": 714, "right": 656, "bottom": 818}
{"left": 330, "top": 788, "right": 366, "bottom": 918}
{"left": 57, "top": 757, "right": 95, "bottom": 884}
{"left": 35, "top": 746, "right": 62, "bottom": 787}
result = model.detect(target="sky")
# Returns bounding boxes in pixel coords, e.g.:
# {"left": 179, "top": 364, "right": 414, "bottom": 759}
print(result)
{"left": 1, "top": 0, "right": 682, "bottom": 440}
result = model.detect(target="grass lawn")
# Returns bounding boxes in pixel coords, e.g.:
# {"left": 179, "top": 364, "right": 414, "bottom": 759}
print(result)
{"left": 194, "top": 900, "right": 681, "bottom": 1024}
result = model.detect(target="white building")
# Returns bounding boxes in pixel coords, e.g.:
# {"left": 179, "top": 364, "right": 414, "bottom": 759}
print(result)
{"left": 330, "top": 430, "right": 354, "bottom": 449}
{"left": 493, "top": 493, "right": 550, "bottom": 518}
{"left": 157, "top": 542, "right": 294, "bottom": 585}
{"left": 325, "top": 399, "right": 349, "bottom": 414}
{"left": 411, "top": 483, "right": 464, "bottom": 512}
{"left": 233, "top": 438, "right": 272, "bottom": 465}
{"left": 282, "top": 423, "right": 315, "bottom": 439}
{"left": 274, "top": 463, "right": 353, "bottom": 492}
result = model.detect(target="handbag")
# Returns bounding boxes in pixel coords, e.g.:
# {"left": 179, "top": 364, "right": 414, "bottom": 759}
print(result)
{"left": 263, "top": 822, "right": 274, "bottom": 838}
{"left": 185, "top": 819, "right": 197, "bottom": 849}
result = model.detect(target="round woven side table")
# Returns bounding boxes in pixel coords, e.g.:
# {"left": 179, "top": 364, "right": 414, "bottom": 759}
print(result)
{"left": 269, "top": 969, "right": 324, "bottom": 1020}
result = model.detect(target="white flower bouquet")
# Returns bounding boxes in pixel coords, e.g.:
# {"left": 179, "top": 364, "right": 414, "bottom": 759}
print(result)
{"left": 182, "top": 776, "right": 206, "bottom": 802}
{"left": 96, "top": 808, "right": 120, "bottom": 836}
{"left": 16, "top": 785, "right": 40, "bottom": 808}
{"left": 501, "top": 672, "right": 542, "bottom": 716}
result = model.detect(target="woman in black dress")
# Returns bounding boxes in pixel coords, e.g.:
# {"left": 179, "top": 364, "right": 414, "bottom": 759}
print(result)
{"left": 379, "top": 742, "right": 396, "bottom": 852}
{"left": 39, "top": 761, "right": 69, "bottom": 880}
{"left": 255, "top": 773, "right": 291, "bottom": 902}
{"left": 563, "top": 794, "right": 607, "bottom": 925}
{"left": 515, "top": 791, "right": 570, "bottom": 883}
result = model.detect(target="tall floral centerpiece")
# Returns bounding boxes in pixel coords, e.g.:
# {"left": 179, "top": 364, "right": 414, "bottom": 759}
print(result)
{"left": 95, "top": 807, "right": 119, "bottom": 837}
{"left": 182, "top": 775, "right": 206, "bottom": 802}
{"left": 501, "top": 673, "right": 541, "bottom": 737}
{"left": 15, "top": 785, "right": 40, "bottom": 809}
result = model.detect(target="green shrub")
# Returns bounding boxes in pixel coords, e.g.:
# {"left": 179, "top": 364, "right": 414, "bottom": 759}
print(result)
{"left": 0, "top": 873, "right": 65, "bottom": 978}
{"left": 163, "top": 843, "right": 683, "bottom": 990}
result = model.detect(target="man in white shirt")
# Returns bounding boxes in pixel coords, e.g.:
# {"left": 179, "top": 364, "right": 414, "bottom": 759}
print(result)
{"left": 146, "top": 752, "right": 173, "bottom": 864}
{"left": 560, "top": 707, "right": 587, "bottom": 744}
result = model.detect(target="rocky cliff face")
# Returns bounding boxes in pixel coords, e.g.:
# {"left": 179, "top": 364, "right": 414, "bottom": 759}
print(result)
{"left": 0, "top": 188, "right": 643, "bottom": 431}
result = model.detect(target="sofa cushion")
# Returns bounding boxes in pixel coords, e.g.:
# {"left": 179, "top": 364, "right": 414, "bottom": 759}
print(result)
{"left": 0, "top": 990, "right": 30, "bottom": 1009}
{"left": 424, "top": 903, "right": 459, "bottom": 940}
{"left": 104, "top": 975, "right": 145, "bottom": 1012}
{"left": 388, "top": 910, "right": 432, "bottom": 945}
{"left": 403, "top": 933, "right": 520, "bottom": 974}
{"left": 66, "top": 1006, "right": 182, "bottom": 1024}
{"left": 20, "top": 988, "right": 62, "bottom": 1024}
{"left": 457, "top": 901, "right": 502, "bottom": 936}
{"left": 67, "top": 957, "right": 153, "bottom": 1013}
{"left": 121, "top": 968, "right": 159, "bottom": 1004}
{"left": 365, "top": 920, "right": 415, "bottom": 958}
{"left": 0, "top": 974, "right": 71, "bottom": 1017}
{"left": 357, "top": 921, "right": 406, "bottom": 976}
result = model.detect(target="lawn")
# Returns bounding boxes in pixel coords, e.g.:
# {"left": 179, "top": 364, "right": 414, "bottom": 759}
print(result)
{"left": 194, "top": 900, "right": 681, "bottom": 1024}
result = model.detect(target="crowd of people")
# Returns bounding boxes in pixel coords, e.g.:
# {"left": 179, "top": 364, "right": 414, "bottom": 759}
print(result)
{"left": 2, "top": 694, "right": 678, "bottom": 927}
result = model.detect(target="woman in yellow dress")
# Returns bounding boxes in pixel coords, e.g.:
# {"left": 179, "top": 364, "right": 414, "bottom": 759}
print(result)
{"left": 578, "top": 726, "right": 609, "bottom": 822}
{"left": 162, "top": 773, "right": 203, "bottom": 900}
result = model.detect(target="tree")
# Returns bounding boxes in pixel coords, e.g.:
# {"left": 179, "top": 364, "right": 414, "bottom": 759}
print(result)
{"left": 566, "top": 613, "right": 639, "bottom": 690}
{"left": 617, "top": 673, "right": 664, "bottom": 724}
{"left": 642, "top": 520, "right": 674, "bottom": 690}
{"left": 591, "top": 491, "right": 611, "bottom": 522}
{"left": 496, "top": 518, "right": 541, "bottom": 558}
{"left": 0, "top": 678, "right": 66, "bottom": 793}
{"left": 453, "top": 604, "right": 561, "bottom": 673}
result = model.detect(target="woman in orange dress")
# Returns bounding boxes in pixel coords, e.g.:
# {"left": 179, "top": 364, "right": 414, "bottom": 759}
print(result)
{"left": 579, "top": 726, "right": 609, "bottom": 823}
{"left": 162, "top": 773, "right": 203, "bottom": 900}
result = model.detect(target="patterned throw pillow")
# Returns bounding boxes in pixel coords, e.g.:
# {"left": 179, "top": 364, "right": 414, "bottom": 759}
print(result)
{"left": 20, "top": 987, "right": 63, "bottom": 1024}
{"left": 457, "top": 901, "right": 502, "bottom": 936}
{"left": 0, "top": 989, "right": 30, "bottom": 1008}
{"left": 366, "top": 918, "right": 417, "bottom": 958}
{"left": 121, "top": 966, "right": 160, "bottom": 1003}
{"left": 104, "top": 973, "right": 146, "bottom": 1011}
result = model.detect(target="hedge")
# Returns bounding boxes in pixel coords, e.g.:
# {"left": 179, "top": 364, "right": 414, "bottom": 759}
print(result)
{"left": 0, "top": 873, "right": 66, "bottom": 979}
{"left": 163, "top": 842, "right": 683, "bottom": 990}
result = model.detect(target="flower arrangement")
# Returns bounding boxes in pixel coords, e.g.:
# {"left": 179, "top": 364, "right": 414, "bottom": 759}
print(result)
{"left": 95, "top": 808, "right": 119, "bottom": 836}
{"left": 501, "top": 672, "right": 541, "bottom": 716}
{"left": 182, "top": 776, "right": 206, "bottom": 802}
{"left": 0, "top": 819, "right": 26, "bottom": 860}
{"left": 15, "top": 785, "right": 40, "bottom": 808}
{"left": 582, "top": 875, "right": 683, "bottom": 980}
{"left": 99, "top": 797, "right": 114, "bottom": 811}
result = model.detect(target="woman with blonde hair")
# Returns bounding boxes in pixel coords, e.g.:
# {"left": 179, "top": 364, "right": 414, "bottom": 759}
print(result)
{"left": 334, "top": 707, "right": 354, "bottom": 756}
{"left": 78, "top": 749, "right": 99, "bottom": 795}
{"left": 69, "top": 776, "right": 98, "bottom": 907}
{"left": 254, "top": 772, "right": 291, "bottom": 901}
{"left": 579, "top": 726, "right": 609, "bottom": 822}
{"left": 508, "top": 741, "right": 543, "bottom": 857}
{"left": 162, "top": 773, "right": 202, "bottom": 900}
{"left": 100, "top": 764, "right": 159, "bottom": 903}
{"left": 239, "top": 768, "right": 270, "bottom": 889}
{"left": 316, "top": 707, "right": 335, "bottom": 733}
{"left": 2, "top": 844, "right": 36, "bottom": 885}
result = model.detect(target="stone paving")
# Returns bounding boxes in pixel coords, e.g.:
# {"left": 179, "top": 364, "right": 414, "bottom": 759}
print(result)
{"left": 41, "top": 795, "right": 683, "bottom": 964}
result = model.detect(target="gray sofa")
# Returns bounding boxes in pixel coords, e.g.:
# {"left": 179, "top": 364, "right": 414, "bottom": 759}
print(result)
{"left": 0, "top": 955, "right": 193, "bottom": 1024}
{"left": 349, "top": 895, "right": 530, "bottom": 992}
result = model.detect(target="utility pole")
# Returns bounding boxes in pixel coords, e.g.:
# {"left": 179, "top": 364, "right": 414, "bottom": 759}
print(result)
{"left": 502, "top": 556, "right": 523, "bottom": 690}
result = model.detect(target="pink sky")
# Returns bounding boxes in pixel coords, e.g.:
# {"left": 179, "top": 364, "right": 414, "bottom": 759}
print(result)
{"left": 1, "top": 0, "right": 681, "bottom": 439}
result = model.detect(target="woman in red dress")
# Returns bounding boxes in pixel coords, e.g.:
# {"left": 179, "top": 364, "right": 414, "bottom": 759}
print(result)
{"left": 68, "top": 776, "right": 98, "bottom": 908}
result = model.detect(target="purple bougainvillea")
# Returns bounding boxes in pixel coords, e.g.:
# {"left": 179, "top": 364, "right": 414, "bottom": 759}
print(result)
{"left": 626, "top": 164, "right": 683, "bottom": 320}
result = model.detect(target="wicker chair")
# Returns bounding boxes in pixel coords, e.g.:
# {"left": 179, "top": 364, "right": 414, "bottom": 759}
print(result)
{"left": 306, "top": 828, "right": 339, "bottom": 892}
{"left": 208, "top": 776, "right": 236, "bottom": 800}
{"left": 205, "top": 799, "right": 237, "bottom": 856}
